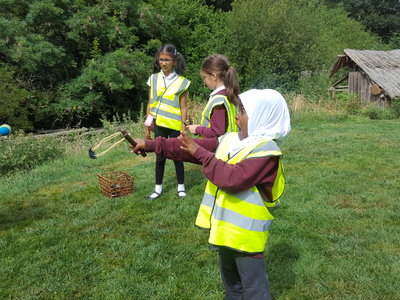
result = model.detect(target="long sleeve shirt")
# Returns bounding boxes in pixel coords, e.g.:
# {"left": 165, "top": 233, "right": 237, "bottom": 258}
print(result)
{"left": 144, "top": 137, "right": 280, "bottom": 202}
{"left": 195, "top": 105, "right": 227, "bottom": 138}
{"left": 195, "top": 88, "right": 230, "bottom": 138}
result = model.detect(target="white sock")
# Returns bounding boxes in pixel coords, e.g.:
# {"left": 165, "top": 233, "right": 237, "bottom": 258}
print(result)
{"left": 148, "top": 185, "right": 162, "bottom": 199}
{"left": 177, "top": 184, "right": 185, "bottom": 192}
{"left": 155, "top": 184, "right": 162, "bottom": 194}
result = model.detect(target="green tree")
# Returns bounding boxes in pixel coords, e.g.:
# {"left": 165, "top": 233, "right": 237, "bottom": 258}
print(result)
{"left": 10, "top": 34, "right": 73, "bottom": 84}
{"left": 0, "top": 0, "right": 146, "bottom": 129}
{"left": 66, "top": 2, "right": 139, "bottom": 66}
{"left": 205, "top": 0, "right": 233, "bottom": 11}
{"left": 0, "top": 64, "right": 33, "bottom": 130}
{"left": 1, "top": 0, "right": 390, "bottom": 131}
{"left": 217, "top": 0, "right": 383, "bottom": 91}
{"left": 0, "top": 0, "right": 32, "bottom": 18}
{"left": 56, "top": 48, "right": 151, "bottom": 128}
{"left": 324, "top": 0, "right": 400, "bottom": 44}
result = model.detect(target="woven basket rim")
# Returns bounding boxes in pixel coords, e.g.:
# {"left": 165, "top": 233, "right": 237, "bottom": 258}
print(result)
{"left": 97, "top": 170, "right": 134, "bottom": 198}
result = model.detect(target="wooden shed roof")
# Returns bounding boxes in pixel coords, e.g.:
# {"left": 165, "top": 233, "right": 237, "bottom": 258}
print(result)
{"left": 331, "top": 49, "right": 400, "bottom": 98}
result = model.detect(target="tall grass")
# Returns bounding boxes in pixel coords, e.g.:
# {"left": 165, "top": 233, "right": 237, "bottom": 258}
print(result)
{"left": 0, "top": 100, "right": 399, "bottom": 299}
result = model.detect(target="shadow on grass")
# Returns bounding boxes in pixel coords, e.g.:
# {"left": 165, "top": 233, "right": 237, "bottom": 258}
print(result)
{"left": 267, "top": 240, "right": 300, "bottom": 298}
{"left": 159, "top": 163, "right": 205, "bottom": 194}
{"left": 0, "top": 199, "right": 51, "bottom": 231}
{"left": 184, "top": 165, "right": 205, "bottom": 186}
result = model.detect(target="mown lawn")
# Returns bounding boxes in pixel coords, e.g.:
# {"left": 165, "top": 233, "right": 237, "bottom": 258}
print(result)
{"left": 0, "top": 116, "right": 399, "bottom": 299}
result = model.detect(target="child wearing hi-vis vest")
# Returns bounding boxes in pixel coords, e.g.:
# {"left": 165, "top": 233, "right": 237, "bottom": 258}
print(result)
{"left": 144, "top": 44, "right": 191, "bottom": 200}
{"left": 187, "top": 54, "right": 239, "bottom": 138}
{"left": 131, "top": 89, "right": 291, "bottom": 299}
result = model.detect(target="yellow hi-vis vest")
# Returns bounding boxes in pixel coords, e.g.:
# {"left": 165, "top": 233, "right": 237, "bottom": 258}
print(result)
{"left": 195, "top": 132, "right": 285, "bottom": 253}
{"left": 149, "top": 72, "right": 191, "bottom": 131}
{"left": 200, "top": 94, "right": 238, "bottom": 133}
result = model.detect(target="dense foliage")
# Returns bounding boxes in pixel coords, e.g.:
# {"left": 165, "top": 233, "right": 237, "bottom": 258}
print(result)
{"left": 0, "top": 135, "right": 64, "bottom": 176}
{"left": 0, "top": 0, "right": 392, "bottom": 131}
{"left": 218, "top": 0, "right": 383, "bottom": 91}
{"left": 324, "top": 0, "right": 400, "bottom": 45}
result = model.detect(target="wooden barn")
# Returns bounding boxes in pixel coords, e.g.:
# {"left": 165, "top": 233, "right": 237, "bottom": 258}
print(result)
{"left": 329, "top": 49, "right": 400, "bottom": 106}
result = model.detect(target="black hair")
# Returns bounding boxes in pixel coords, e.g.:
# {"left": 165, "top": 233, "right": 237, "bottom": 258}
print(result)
{"left": 152, "top": 44, "right": 186, "bottom": 75}
{"left": 201, "top": 54, "right": 240, "bottom": 106}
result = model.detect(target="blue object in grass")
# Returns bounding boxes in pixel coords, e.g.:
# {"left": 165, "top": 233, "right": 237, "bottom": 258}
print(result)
{"left": 0, "top": 124, "right": 11, "bottom": 136}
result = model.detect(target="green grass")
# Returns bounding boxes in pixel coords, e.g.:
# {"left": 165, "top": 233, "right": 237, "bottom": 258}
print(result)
{"left": 0, "top": 116, "right": 399, "bottom": 299}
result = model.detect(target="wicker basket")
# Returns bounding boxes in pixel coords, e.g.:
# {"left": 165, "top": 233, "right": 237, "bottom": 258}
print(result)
{"left": 97, "top": 170, "right": 134, "bottom": 198}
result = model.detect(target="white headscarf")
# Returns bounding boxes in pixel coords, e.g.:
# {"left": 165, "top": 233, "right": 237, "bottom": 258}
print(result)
{"left": 230, "top": 89, "right": 291, "bottom": 156}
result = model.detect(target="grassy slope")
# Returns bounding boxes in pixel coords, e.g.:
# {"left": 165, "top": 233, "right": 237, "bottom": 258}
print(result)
{"left": 0, "top": 117, "right": 399, "bottom": 299}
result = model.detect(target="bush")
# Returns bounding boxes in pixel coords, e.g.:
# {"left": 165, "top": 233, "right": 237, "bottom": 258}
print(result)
{"left": 217, "top": 0, "right": 383, "bottom": 91}
{"left": 0, "top": 135, "right": 65, "bottom": 176}
{"left": 361, "top": 102, "right": 393, "bottom": 120}
{"left": 56, "top": 49, "right": 151, "bottom": 128}
{"left": 0, "top": 64, "right": 33, "bottom": 131}
{"left": 387, "top": 97, "right": 400, "bottom": 118}
{"left": 296, "top": 70, "right": 332, "bottom": 101}
{"left": 335, "top": 92, "right": 362, "bottom": 115}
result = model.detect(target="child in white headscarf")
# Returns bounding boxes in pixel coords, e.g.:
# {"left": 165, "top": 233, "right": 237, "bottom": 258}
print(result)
{"left": 229, "top": 88, "right": 291, "bottom": 156}
{"left": 131, "top": 89, "right": 291, "bottom": 300}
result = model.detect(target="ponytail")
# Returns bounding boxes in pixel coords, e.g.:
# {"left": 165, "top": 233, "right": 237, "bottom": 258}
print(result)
{"left": 173, "top": 52, "right": 186, "bottom": 75}
{"left": 223, "top": 66, "right": 240, "bottom": 106}
{"left": 201, "top": 54, "right": 240, "bottom": 106}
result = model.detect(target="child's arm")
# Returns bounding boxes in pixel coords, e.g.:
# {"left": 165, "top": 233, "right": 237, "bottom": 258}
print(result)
{"left": 200, "top": 155, "right": 280, "bottom": 196}
{"left": 194, "top": 105, "right": 227, "bottom": 138}
{"left": 177, "top": 130, "right": 280, "bottom": 199}
{"left": 177, "top": 132, "right": 280, "bottom": 199}
{"left": 145, "top": 88, "right": 152, "bottom": 140}
{"left": 131, "top": 133, "right": 218, "bottom": 165}
{"left": 180, "top": 92, "right": 188, "bottom": 131}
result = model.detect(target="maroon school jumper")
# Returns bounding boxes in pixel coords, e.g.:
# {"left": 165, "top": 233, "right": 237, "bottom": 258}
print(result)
{"left": 195, "top": 89, "right": 229, "bottom": 138}
{"left": 144, "top": 137, "right": 280, "bottom": 203}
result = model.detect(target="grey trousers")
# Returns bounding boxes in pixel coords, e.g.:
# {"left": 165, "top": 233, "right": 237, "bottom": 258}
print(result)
{"left": 218, "top": 247, "right": 272, "bottom": 300}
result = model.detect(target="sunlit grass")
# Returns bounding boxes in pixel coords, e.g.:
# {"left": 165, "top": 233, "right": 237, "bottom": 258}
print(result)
{"left": 0, "top": 114, "right": 399, "bottom": 299}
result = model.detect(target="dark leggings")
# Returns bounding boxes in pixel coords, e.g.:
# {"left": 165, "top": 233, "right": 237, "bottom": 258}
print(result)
{"left": 154, "top": 124, "right": 184, "bottom": 185}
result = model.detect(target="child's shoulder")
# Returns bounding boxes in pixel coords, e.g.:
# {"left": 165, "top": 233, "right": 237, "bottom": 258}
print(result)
{"left": 178, "top": 74, "right": 191, "bottom": 85}
{"left": 177, "top": 73, "right": 188, "bottom": 79}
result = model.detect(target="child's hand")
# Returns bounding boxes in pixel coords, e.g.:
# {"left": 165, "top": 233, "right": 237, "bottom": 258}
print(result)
{"left": 130, "top": 138, "right": 145, "bottom": 155}
{"left": 187, "top": 125, "right": 199, "bottom": 134}
{"left": 145, "top": 128, "right": 152, "bottom": 140}
{"left": 178, "top": 131, "right": 199, "bottom": 156}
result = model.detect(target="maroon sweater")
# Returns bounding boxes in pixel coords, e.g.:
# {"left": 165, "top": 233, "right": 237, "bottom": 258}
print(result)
{"left": 195, "top": 89, "right": 229, "bottom": 138}
{"left": 195, "top": 106, "right": 227, "bottom": 138}
{"left": 144, "top": 137, "right": 280, "bottom": 202}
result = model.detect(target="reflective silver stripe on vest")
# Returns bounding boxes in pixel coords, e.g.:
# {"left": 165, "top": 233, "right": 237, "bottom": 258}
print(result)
{"left": 248, "top": 141, "right": 281, "bottom": 157}
{"left": 150, "top": 107, "right": 182, "bottom": 121}
{"left": 212, "top": 205, "right": 273, "bottom": 232}
{"left": 228, "top": 189, "right": 265, "bottom": 206}
{"left": 178, "top": 78, "right": 190, "bottom": 94}
{"left": 201, "top": 190, "right": 271, "bottom": 231}
{"left": 201, "top": 192, "right": 216, "bottom": 208}
{"left": 201, "top": 96, "right": 227, "bottom": 127}
{"left": 150, "top": 74, "right": 159, "bottom": 105}
{"left": 158, "top": 78, "right": 190, "bottom": 108}
{"left": 150, "top": 75, "right": 189, "bottom": 108}
{"left": 155, "top": 96, "right": 181, "bottom": 108}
